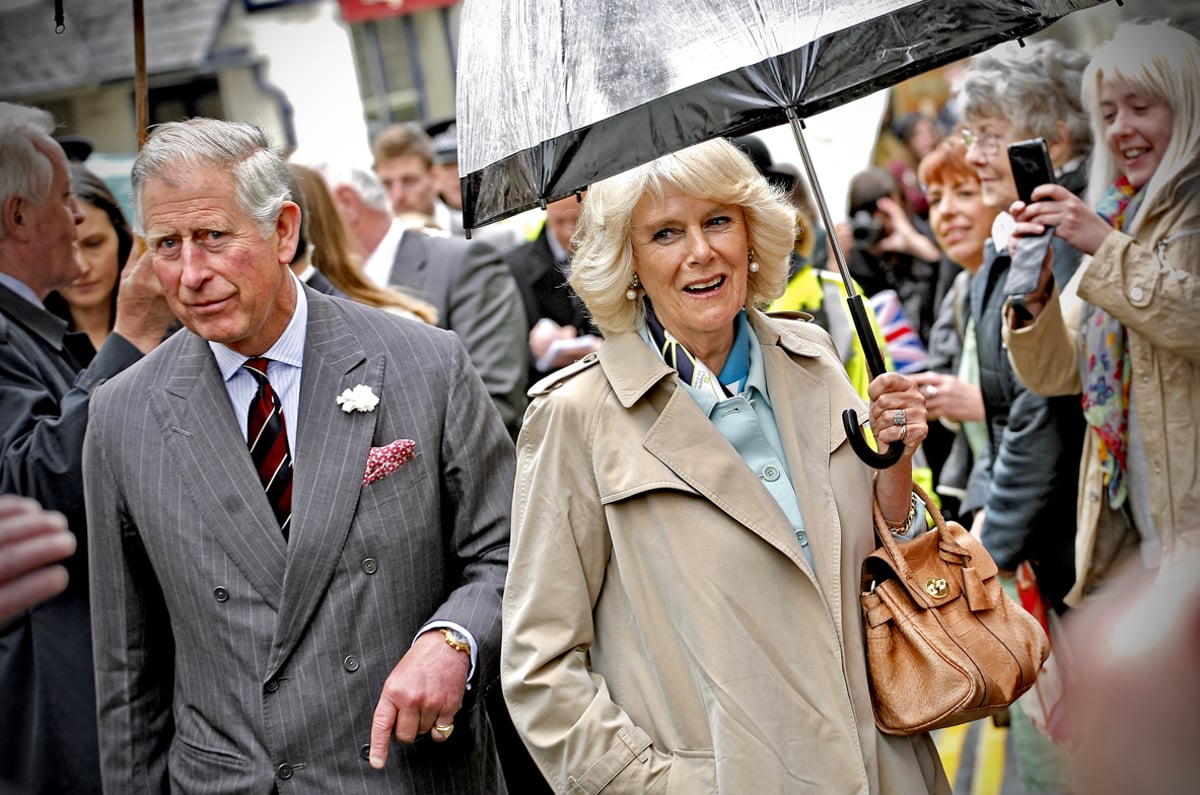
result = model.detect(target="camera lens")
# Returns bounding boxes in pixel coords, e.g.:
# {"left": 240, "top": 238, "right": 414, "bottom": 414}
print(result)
{"left": 850, "top": 210, "right": 882, "bottom": 247}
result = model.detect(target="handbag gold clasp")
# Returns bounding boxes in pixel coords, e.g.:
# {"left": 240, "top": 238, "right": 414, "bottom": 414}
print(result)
{"left": 925, "top": 577, "right": 949, "bottom": 599}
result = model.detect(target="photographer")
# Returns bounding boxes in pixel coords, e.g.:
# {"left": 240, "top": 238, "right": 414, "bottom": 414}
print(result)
{"left": 835, "top": 167, "right": 943, "bottom": 344}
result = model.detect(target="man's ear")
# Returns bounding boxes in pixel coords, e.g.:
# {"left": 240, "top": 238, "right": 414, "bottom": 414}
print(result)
{"left": 1, "top": 195, "right": 30, "bottom": 243}
{"left": 275, "top": 201, "right": 301, "bottom": 266}
{"left": 332, "top": 184, "right": 359, "bottom": 223}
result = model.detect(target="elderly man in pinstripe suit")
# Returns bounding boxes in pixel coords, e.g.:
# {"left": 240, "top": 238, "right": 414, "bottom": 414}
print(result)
{"left": 83, "top": 118, "right": 512, "bottom": 794}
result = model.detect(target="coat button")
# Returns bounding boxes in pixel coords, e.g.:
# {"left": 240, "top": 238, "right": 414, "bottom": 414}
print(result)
{"left": 276, "top": 763, "right": 293, "bottom": 780}
{"left": 213, "top": 586, "right": 229, "bottom": 602}
{"left": 264, "top": 679, "right": 279, "bottom": 693}
{"left": 359, "top": 744, "right": 371, "bottom": 760}
{"left": 361, "top": 558, "right": 378, "bottom": 575}
{"left": 1130, "top": 286, "right": 1145, "bottom": 301}
{"left": 343, "top": 655, "right": 360, "bottom": 672}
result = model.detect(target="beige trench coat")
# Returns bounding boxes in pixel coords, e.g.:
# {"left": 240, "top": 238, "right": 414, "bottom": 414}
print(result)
{"left": 1004, "top": 172, "right": 1200, "bottom": 605}
{"left": 502, "top": 311, "right": 949, "bottom": 794}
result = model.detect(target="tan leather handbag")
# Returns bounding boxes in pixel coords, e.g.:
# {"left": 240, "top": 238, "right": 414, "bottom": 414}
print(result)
{"left": 860, "top": 483, "right": 1050, "bottom": 735}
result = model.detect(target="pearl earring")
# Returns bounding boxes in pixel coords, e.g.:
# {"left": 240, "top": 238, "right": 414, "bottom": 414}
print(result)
{"left": 747, "top": 247, "right": 759, "bottom": 273}
{"left": 626, "top": 273, "right": 641, "bottom": 301}
{"left": 749, "top": 260, "right": 760, "bottom": 273}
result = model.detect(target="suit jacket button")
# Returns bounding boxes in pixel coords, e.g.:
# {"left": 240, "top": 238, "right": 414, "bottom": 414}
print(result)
{"left": 213, "top": 586, "right": 229, "bottom": 602}
{"left": 264, "top": 679, "right": 279, "bottom": 693}
{"left": 359, "top": 744, "right": 371, "bottom": 760}
{"left": 361, "top": 558, "right": 378, "bottom": 574}
{"left": 276, "top": 763, "right": 293, "bottom": 780}
{"left": 343, "top": 655, "right": 360, "bottom": 672}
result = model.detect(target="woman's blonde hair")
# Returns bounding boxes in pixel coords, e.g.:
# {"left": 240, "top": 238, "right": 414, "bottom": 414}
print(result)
{"left": 288, "top": 162, "right": 437, "bottom": 324}
{"left": 1082, "top": 20, "right": 1200, "bottom": 231}
{"left": 569, "top": 137, "right": 797, "bottom": 336}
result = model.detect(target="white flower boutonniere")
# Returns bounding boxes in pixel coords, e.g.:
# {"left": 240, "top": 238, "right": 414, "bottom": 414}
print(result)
{"left": 337, "top": 384, "right": 380, "bottom": 414}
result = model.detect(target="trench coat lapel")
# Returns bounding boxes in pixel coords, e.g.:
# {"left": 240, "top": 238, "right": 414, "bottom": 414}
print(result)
{"left": 268, "top": 290, "right": 380, "bottom": 678}
{"left": 600, "top": 323, "right": 816, "bottom": 573}
{"left": 161, "top": 333, "right": 286, "bottom": 610}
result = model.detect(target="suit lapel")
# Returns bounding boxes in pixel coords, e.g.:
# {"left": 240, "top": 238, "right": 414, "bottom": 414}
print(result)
{"left": 159, "top": 333, "right": 287, "bottom": 609}
{"left": 390, "top": 229, "right": 429, "bottom": 287}
{"left": 268, "top": 291, "right": 379, "bottom": 678}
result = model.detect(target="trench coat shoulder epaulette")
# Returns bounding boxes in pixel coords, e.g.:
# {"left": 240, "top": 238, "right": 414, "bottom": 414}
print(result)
{"left": 764, "top": 309, "right": 815, "bottom": 323}
{"left": 527, "top": 351, "right": 602, "bottom": 398}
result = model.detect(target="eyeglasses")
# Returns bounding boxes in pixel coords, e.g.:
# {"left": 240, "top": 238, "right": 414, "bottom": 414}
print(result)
{"left": 961, "top": 129, "right": 1005, "bottom": 156}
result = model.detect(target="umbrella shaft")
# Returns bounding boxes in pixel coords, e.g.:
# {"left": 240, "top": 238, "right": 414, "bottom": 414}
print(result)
{"left": 787, "top": 114, "right": 858, "bottom": 299}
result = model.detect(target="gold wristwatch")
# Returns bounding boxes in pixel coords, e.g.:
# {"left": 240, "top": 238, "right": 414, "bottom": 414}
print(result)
{"left": 440, "top": 627, "right": 471, "bottom": 655}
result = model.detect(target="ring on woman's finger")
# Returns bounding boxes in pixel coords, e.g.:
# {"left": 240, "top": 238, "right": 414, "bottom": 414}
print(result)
{"left": 924, "top": 385, "right": 938, "bottom": 398}
{"left": 893, "top": 408, "right": 906, "bottom": 426}
{"left": 899, "top": 423, "right": 908, "bottom": 442}
{"left": 433, "top": 723, "right": 454, "bottom": 739}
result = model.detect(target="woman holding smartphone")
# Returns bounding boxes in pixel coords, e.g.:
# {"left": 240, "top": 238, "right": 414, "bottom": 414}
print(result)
{"left": 1005, "top": 20, "right": 1200, "bottom": 606}
{"left": 958, "top": 38, "right": 1093, "bottom": 793}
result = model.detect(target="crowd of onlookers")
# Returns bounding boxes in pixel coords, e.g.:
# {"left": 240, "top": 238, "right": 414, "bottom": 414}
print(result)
{"left": 2, "top": 15, "right": 1198, "bottom": 795}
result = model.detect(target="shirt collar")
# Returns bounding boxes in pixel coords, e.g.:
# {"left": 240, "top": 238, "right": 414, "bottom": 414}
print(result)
{"left": 0, "top": 272, "right": 43, "bottom": 307}
{"left": 211, "top": 273, "right": 309, "bottom": 383}
{"left": 363, "top": 219, "right": 409, "bottom": 288}
{"left": 637, "top": 310, "right": 771, "bottom": 414}
{"left": 545, "top": 224, "right": 570, "bottom": 264}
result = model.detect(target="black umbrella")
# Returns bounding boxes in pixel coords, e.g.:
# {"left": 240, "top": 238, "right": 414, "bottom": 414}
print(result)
{"left": 457, "top": 0, "right": 1112, "bottom": 466}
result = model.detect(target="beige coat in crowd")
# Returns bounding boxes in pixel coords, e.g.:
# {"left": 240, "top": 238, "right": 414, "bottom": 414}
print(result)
{"left": 1005, "top": 170, "right": 1200, "bottom": 605}
{"left": 503, "top": 311, "right": 949, "bottom": 794}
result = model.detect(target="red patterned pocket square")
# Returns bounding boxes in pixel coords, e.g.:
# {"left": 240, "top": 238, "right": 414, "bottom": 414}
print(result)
{"left": 363, "top": 439, "right": 416, "bottom": 487}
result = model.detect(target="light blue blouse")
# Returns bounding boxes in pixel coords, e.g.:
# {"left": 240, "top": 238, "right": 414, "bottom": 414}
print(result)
{"left": 640, "top": 311, "right": 922, "bottom": 573}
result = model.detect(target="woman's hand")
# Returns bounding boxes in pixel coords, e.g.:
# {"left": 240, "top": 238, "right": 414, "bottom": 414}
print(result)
{"left": 868, "top": 372, "right": 927, "bottom": 456}
{"left": 868, "top": 373, "right": 927, "bottom": 526}
{"left": 1008, "top": 184, "right": 1114, "bottom": 257}
{"left": 911, "top": 371, "right": 985, "bottom": 423}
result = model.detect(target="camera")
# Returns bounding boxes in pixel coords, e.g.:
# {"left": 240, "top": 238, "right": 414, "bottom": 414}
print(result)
{"left": 850, "top": 209, "right": 884, "bottom": 248}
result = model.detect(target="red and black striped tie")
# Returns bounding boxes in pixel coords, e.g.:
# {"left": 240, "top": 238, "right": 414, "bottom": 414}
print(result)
{"left": 243, "top": 357, "right": 292, "bottom": 540}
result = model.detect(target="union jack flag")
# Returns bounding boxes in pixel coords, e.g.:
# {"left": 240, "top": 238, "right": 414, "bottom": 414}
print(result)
{"left": 869, "top": 289, "right": 928, "bottom": 374}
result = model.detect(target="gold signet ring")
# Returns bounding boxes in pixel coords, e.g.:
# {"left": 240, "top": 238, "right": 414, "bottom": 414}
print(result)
{"left": 433, "top": 723, "right": 454, "bottom": 739}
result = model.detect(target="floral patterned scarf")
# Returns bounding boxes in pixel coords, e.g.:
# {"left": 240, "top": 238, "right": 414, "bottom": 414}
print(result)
{"left": 1080, "top": 176, "right": 1140, "bottom": 509}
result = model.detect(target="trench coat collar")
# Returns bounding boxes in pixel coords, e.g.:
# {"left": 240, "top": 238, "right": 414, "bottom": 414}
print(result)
{"left": 598, "top": 307, "right": 825, "bottom": 408}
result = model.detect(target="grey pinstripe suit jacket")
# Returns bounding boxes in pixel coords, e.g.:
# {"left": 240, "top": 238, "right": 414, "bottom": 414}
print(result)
{"left": 84, "top": 287, "right": 512, "bottom": 794}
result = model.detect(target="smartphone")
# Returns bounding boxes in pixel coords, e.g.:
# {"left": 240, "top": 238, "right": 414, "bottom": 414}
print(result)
{"left": 1007, "top": 138, "right": 1056, "bottom": 204}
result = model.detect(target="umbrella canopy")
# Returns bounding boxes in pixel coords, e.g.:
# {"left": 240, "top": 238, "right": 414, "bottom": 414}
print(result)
{"left": 457, "top": 0, "right": 1110, "bottom": 230}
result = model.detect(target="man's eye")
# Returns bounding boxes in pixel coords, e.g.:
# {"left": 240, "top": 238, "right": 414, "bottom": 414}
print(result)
{"left": 159, "top": 238, "right": 177, "bottom": 250}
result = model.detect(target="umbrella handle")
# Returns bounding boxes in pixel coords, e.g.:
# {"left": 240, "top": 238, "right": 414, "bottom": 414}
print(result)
{"left": 844, "top": 294, "right": 904, "bottom": 469}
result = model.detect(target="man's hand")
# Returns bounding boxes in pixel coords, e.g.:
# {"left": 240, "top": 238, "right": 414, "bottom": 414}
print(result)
{"left": 367, "top": 629, "right": 471, "bottom": 769}
{"left": 112, "top": 243, "right": 176, "bottom": 354}
{"left": 0, "top": 495, "right": 75, "bottom": 623}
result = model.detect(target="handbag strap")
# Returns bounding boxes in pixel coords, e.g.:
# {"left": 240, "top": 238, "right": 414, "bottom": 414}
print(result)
{"left": 870, "top": 482, "right": 969, "bottom": 582}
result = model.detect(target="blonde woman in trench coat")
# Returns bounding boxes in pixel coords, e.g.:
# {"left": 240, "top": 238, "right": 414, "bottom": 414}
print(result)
{"left": 501, "top": 137, "right": 950, "bottom": 793}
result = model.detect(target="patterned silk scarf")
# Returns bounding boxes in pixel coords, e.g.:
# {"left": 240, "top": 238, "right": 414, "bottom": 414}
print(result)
{"left": 1081, "top": 176, "right": 1140, "bottom": 509}
{"left": 644, "top": 300, "right": 749, "bottom": 399}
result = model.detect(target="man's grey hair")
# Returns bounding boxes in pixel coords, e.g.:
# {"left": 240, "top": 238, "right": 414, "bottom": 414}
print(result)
{"left": 131, "top": 118, "right": 290, "bottom": 238}
{"left": 0, "top": 102, "right": 57, "bottom": 240}
{"left": 309, "top": 160, "right": 392, "bottom": 216}
{"left": 960, "top": 39, "right": 1093, "bottom": 160}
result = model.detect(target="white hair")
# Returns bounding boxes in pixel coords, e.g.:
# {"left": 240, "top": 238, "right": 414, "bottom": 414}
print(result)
{"left": 131, "top": 118, "right": 289, "bottom": 238}
{"left": 307, "top": 159, "right": 391, "bottom": 216}
{"left": 0, "top": 102, "right": 57, "bottom": 241}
